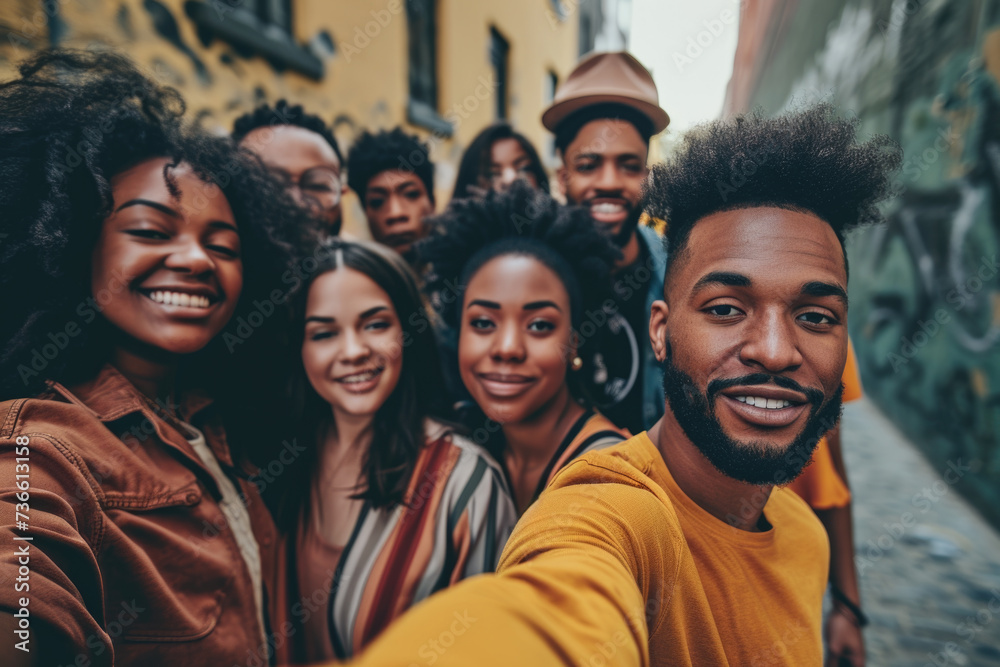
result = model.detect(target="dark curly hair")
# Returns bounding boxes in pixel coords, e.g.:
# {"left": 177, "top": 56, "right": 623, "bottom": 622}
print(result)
{"left": 231, "top": 98, "right": 343, "bottom": 165}
{"left": 418, "top": 180, "right": 620, "bottom": 346}
{"left": 644, "top": 104, "right": 902, "bottom": 281}
{"left": 451, "top": 122, "right": 550, "bottom": 200}
{"left": 0, "top": 49, "right": 310, "bottom": 460}
{"left": 347, "top": 127, "right": 435, "bottom": 205}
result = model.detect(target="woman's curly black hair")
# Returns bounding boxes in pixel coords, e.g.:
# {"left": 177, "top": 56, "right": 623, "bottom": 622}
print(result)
{"left": 231, "top": 98, "right": 344, "bottom": 165}
{"left": 0, "top": 49, "right": 311, "bottom": 459}
{"left": 417, "top": 180, "right": 620, "bottom": 350}
{"left": 644, "top": 104, "right": 902, "bottom": 281}
{"left": 347, "top": 127, "right": 435, "bottom": 205}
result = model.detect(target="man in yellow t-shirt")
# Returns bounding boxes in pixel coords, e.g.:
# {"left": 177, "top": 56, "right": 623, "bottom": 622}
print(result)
{"left": 340, "top": 106, "right": 898, "bottom": 666}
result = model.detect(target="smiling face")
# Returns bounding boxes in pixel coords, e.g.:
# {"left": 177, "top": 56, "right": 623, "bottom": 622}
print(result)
{"left": 242, "top": 125, "right": 343, "bottom": 235}
{"left": 559, "top": 119, "right": 648, "bottom": 245}
{"left": 649, "top": 206, "right": 848, "bottom": 484}
{"left": 92, "top": 158, "right": 242, "bottom": 357}
{"left": 301, "top": 268, "right": 404, "bottom": 422}
{"left": 487, "top": 138, "right": 538, "bottom": 192}
{"left": 363, "top": 170, "right": 433, "bottom": 258}
{"left": 459, "top": 254, "right": 576, "bottom": 425}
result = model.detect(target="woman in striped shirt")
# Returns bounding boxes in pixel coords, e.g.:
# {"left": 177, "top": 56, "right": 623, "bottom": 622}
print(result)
{"left": 419, "top": 182, "right": 629, "bottom": 514}
{"left": 271, "top": 239, "right": 515, "bottom": 662}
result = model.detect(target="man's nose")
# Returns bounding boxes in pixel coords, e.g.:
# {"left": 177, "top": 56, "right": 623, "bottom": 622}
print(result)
{"left": 739, "top": 309, "right": 804, "bottom": 374}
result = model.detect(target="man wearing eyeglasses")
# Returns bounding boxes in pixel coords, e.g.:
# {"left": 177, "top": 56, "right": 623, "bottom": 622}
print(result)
{"left": 233, "top": 100, "right": 345, "bottom": 237}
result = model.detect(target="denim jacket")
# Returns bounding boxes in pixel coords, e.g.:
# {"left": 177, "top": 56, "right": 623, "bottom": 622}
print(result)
{"left": 637, "top": 224, "right": 668, "bottom": 430}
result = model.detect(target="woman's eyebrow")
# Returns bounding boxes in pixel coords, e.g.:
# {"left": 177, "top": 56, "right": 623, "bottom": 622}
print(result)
{"left": 208, "top": 220, "right": 239, "bottom": 233}
{"left": 468, "top": 299, "right": 501, "bottom": 310}
{"left": 524, "top": 300, "right": 561, "bottom": 312}
{"left": 359, "top": 305, "right": 389, "bottom": 320}
{"left": 115, "top": 199, "right": 178, "bottom": 217}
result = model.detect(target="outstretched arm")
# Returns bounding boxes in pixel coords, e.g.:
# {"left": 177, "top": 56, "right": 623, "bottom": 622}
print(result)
{"left": 344, "top": 478, "right": 679, "bottom": 667}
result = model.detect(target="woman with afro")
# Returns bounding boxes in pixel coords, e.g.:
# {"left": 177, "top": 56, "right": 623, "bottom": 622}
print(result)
{"left": 0, "top": 50, "right": 311, "bottom": 666}
{"left": 418, "top": 181, "right": 628, "bottom": 514}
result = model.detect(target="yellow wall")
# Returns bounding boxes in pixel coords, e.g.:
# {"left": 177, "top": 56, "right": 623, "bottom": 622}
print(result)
{"left": 0, "top": 0, "right": 580, "bottom": 238}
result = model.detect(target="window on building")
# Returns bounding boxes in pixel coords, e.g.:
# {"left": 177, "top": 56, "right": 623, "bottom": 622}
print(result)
{"left": 545, "top": 70, "right": 559, "bottom": 161}
{"left": 406, "top": 0, "right": 452, "bottom": 136}
{"left": 184, "top": 0, "right": 322, "bottom": 79}
{"left": 577, "top": 0, "right": 603, "bottom": 56}
{"left": 489, "top": 27, "right": 510, "bottom": 120}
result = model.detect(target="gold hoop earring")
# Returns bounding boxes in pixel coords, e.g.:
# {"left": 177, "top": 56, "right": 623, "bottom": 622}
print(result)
{"left": 571, "top": 356, "right": 583, "bottom": 371}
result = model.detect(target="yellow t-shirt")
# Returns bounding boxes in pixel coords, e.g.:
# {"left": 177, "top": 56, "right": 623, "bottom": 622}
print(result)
{"left": 786, "top": 338, "right": 863, "bottom": 509}
{"left": 346, "top": 432, "right": 828, "bottom": 666}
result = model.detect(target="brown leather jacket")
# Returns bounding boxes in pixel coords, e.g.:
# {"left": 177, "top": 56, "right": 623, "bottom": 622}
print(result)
{"left": 0, "top": 364, "right": 278, "bottom": 666}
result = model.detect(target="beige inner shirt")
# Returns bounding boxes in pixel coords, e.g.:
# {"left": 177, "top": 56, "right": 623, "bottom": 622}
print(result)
{"left": 180, "top": 420, "right": 267, "bottom": 648}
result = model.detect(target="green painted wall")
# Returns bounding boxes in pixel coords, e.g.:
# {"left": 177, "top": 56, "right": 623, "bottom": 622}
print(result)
{"left": 743, "top": 0, "right": 1000, "bottom": 527}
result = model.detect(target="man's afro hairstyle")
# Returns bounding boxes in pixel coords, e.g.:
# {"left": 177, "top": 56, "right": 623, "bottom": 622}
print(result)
{"left": 347, "top": 127, "right": 435, "bottom": 205}
{"left": 232, "top": 99, "right": 343, "bottom": 164}
{"left": 416, "top": 180, "right": 621, "bottom": 331}
{"left": 645, "top": 104, "right": 902, "bottom": 276}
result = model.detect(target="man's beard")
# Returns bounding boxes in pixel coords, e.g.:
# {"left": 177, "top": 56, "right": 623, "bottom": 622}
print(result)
{"left": 579, "top": 198, "right": 642, "bottom": 248}
{"left": 610, "top": 202, "right": 643, "bottom": 248}
{"left": 660, "top": 342, "right": 844, "bottom": 486}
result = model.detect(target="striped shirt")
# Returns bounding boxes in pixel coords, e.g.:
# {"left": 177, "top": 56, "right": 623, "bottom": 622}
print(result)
{"left": 274, "top": 420, "right": 516, "bottom": 662}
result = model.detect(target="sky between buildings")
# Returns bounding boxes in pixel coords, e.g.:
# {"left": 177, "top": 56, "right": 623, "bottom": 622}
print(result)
{"left": 629, "top": 0, "right": 741, "bottom": 150}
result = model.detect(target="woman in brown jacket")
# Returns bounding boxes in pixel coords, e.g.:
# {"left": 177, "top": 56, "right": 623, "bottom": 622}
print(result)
{"left": 0, "top": 50, "right": 308, "bottom": 666}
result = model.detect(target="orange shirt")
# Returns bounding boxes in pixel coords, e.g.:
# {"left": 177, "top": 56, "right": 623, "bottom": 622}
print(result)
{"left": 786, "top": 338, "right": 863, "bottom": 509}
{"left": 346, "top": 432, "right": 828, "bottom": 666}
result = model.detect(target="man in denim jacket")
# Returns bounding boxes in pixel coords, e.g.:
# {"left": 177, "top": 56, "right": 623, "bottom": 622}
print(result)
{"left": 544, "top": 51, "right": 670, "bottom": 433}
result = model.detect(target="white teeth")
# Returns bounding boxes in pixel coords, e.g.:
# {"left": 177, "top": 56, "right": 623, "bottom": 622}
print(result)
{"left": 591, "top": 202, "right": 625, "bottom": 214}
{"left": 146, "top": 291, "right": 212, "bottom": 308}
{"left": 340, "top": 369, "right": 380, "bottom": 384}
{"left": 735, "top": 396, "right": 791, "bottom": 409}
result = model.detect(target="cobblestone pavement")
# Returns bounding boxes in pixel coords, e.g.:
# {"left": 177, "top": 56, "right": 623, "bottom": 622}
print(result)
{"left": 841, "top": 399, "right": 1000, "bottom": 667}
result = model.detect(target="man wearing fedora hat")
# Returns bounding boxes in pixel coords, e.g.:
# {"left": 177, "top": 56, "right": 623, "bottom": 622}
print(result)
{"left": 543, "top": 51, "right": 670, "bottom": 436}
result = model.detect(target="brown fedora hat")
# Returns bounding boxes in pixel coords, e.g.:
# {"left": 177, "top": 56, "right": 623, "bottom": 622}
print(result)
{"left": 543, "top": 51, "right": 669, "bottom": 134}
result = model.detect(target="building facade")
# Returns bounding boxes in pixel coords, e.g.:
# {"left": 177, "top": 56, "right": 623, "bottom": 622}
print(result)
{"left": 1, "top": 0, "right": 598, "bottom": 235}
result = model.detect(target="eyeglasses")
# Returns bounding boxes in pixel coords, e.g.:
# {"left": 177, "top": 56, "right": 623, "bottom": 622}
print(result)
{"left": 283, "top": 166, "right": 343, "bottom": 210}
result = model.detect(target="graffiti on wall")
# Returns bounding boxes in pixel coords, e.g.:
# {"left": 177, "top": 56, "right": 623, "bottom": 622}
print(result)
{"left": 848, "top": 34, "right": 1000, "bottom": 524}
